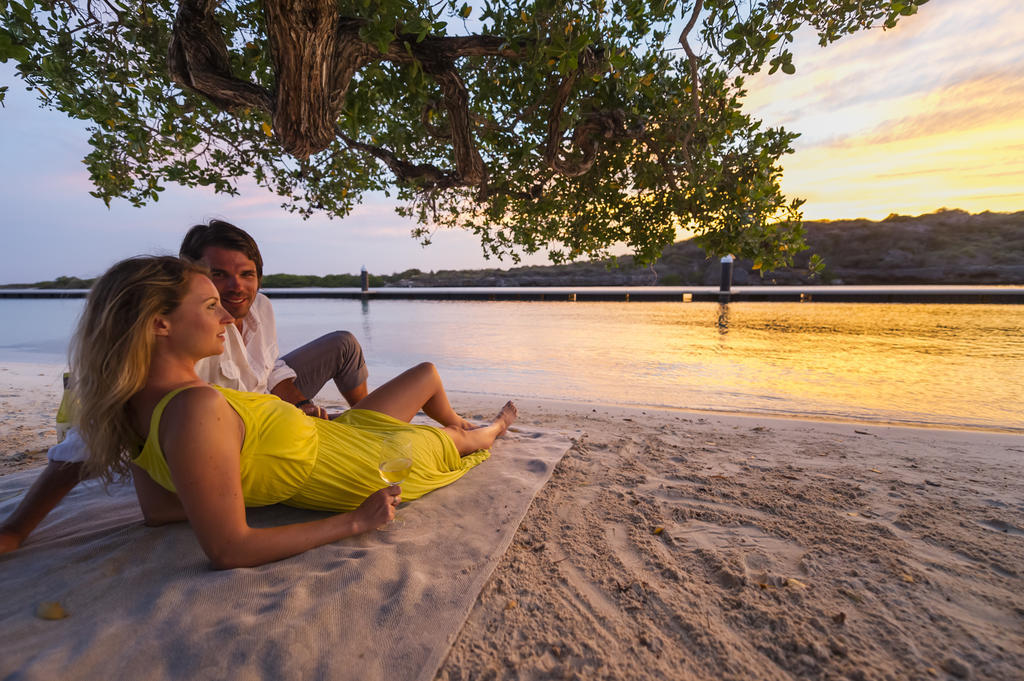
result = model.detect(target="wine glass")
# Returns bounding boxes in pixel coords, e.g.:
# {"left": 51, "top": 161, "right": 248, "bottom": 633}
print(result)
{"left": 376, "top": 437, "right": 412, "bottom": 529}
{"left": 378, "top": 454, "right": 413, "bottom": 486}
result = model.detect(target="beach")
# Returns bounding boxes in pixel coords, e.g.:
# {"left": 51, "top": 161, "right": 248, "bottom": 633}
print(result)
{"left": 2, "top": 362, "right": 1022, "bottom": 680}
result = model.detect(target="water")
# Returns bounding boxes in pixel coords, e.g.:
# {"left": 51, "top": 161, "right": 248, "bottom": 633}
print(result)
{"left": 1, "top": 298, "right": 1021, "bottom": 432}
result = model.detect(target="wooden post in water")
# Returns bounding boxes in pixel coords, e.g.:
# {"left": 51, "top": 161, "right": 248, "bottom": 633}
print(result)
{"left": 360, "top": 266, "right": 369, "bottom": 293}
{"left": 719, "top": 255, "right": 734, "bottom": 303}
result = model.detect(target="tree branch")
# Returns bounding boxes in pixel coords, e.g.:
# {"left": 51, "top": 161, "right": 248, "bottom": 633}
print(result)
{"left": 337, "top": 128, "right": 461, "bottom": 189}
{"left": 263, "top": 0, "right": 345, "bottom": 157}
{"left": 168, "top": 0, "right": 274, "bottom": 114}
{"left": 541, "top": 48, "right": 640, "bottom": 177}
{"left": 330, "top": 20, "right": 385, "bottom": 118}
{"left": 678, "top": 0, "right": 703, "bottom": 114}
{"left": 167, "top": 0, "right": 624, "bottom": 182}
{"left": 400, "top": 34, "right": 529, "bottom": 61}
{"left": 414, "top": 52, "right": 487, "bottom": 187}
{"left": 676, "top": 0, "right": 704, "bottom": 179}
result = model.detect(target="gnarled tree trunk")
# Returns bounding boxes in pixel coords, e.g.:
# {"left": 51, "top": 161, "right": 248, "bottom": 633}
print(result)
{"left": 167, "top": 0, "right": 649, "bottom": 190}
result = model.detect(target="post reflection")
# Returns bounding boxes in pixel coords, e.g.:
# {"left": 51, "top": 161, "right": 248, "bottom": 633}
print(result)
{"left": 716, "top": 303, "right": 730, "bottom": 335}
{"left": 359, "top": 297, "right": 372, "bottom": 342}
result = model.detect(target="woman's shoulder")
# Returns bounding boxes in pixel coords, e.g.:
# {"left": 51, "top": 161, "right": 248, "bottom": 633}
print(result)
{"left": 135, "top": 384, "right": 237, "bottom": 456}
{"left": 165, "top": 384, "right": 287, "bottom": 422}
{"left": 161, "top": 384, "right": 231, "bottom": 420}
{"left": 158, "top": 384, "right": 243, "bottom": 444}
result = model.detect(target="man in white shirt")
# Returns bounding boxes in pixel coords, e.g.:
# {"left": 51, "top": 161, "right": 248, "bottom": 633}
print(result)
{"left": 0, "top": 221, "right": 368, "bottom": 554}
{"left": 180, "top": 220, "right": 369, "bottom": 415}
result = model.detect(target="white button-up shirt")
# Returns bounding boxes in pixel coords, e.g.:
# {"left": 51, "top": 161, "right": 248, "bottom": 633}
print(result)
{"left": 194, "top": 292, "right": 296, "bottom": 393}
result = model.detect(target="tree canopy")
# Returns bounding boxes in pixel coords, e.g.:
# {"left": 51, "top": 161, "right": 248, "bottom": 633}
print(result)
{"left": 1, "top": 0, "right": 927, "bottom": 268}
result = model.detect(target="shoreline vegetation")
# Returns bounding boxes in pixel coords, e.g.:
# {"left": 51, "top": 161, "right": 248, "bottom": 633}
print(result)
{"left": 3, "top": 209, "right": 1023, "bottom": 290}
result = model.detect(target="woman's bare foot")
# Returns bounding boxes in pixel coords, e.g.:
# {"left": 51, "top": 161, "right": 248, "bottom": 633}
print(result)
{"left": 446, "top": 401, "right": 519, "bottom": 455}
{"left": 492, "top": 401, "right": 518, "bottom": 437}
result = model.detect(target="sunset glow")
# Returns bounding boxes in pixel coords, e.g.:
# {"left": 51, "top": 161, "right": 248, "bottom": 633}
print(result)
{"left": 743, "top": 0, "right": 1024, "bottom": 221}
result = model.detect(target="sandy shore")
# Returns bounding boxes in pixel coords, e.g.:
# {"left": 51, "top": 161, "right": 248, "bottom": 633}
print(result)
{"left": 0, "top": 363, "right": 67, "bottom": 474}
{"left": 2, "top": 362, "right": 1023, "bottom": 680}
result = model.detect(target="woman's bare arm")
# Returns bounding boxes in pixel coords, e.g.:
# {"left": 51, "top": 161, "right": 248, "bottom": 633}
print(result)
{"left": 131, "top": 463, "right": 187, "bottom": 526}
{"left": 160, "top": 387, "right": 398, "bottom": 569}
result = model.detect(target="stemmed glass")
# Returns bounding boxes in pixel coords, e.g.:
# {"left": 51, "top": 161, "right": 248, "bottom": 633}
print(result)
{"left": 377, "top": 437, "right": 412, "bottom": 529}
{"left": 378, "top": 453, "right": 413, "bottom": 486}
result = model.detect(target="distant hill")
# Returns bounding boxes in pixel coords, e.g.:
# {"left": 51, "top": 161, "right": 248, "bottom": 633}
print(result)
{"left": 381, "top": 209, "right": 1024, "bottom": 287}
{"left": 0, "top": 275, "right": 96, "bottom": 290}
{"left": 3, "top": 209, "right": 1022, "bottom": 289}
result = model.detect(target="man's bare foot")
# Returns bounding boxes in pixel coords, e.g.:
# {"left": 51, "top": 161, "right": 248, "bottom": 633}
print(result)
{"left": 492, "top": 401, "right": 518, "bottom": 437}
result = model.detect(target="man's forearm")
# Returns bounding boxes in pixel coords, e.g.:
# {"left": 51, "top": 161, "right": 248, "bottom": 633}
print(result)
{"left": 0, "top": 461, "right": 83, "bottom": 553}
{"left": 269, "top": 378, "right": 306, "bottom": 405}
{"left": 270, "top": 378, "right": 328, "bottom": 418}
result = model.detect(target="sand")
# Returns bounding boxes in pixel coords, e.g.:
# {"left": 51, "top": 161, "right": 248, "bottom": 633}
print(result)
{"left": 2, "top": 361, "right": 1023, "bottom": 681}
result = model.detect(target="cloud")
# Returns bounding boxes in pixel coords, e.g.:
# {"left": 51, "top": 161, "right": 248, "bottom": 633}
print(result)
{"left": 743, "top": 0, "right": 1024, "bottom": 141}
{"left": 826, "top": 71, "right": 1024, "bottom": 149}
{"left": 777, "top": 126, "right": 1024, "bottom": 220}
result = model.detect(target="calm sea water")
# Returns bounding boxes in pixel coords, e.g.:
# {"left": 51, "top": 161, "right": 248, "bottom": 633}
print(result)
{"left": 1, "top": 297, "right": 1021, "bottom": 431}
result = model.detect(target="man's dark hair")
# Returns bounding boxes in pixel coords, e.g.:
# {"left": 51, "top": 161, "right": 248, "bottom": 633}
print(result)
{"left": 179, "top": 220, "right": 264, "bottom": 279}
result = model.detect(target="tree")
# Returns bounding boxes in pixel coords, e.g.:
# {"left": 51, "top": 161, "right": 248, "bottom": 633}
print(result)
{"left": 0, "top": 0, "right": 928, "bottom": 269}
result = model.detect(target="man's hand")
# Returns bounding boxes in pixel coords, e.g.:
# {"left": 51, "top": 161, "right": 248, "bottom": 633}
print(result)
{"left": 298, "top": 401, "right": 328, "bottom": 419}
{"left": 0, "top": 460, "right": 84, "bottom": 555}
{"left": 270, "top": 378, "right": 327, "bottom": 418}
{"left": 0, "top": 527, "right": 23, "bottom": 555}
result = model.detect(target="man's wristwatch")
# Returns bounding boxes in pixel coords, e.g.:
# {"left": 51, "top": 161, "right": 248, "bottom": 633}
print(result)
{"left": 295, "top": 399, "right": 312, "bottom": 408}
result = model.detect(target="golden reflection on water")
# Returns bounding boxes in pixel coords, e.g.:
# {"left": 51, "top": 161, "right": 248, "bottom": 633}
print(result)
{"left": 320, "top": 300, "right": 1023, "bottom": 431}
{"left": 649, "top": 303, "right": 1017, "bottom": 428}
{"left": 4, "top": 297, "right": 1016, "bottom": 431}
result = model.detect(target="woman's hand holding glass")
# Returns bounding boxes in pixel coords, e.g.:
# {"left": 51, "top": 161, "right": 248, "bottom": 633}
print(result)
{"left": 373, "top": 437, "right": 413, "bottom": 530}
{"left": 354, "top": 486, "right": 401, "bottom": 532}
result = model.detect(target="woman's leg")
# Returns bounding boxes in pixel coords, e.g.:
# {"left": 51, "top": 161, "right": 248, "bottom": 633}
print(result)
{"left": 443, "top": 401, "right": 518, "bottom": 455}
{"left": 353, "top": 362, "right": 467, "bottom": 426}
{"left": 353, "top": 362, "right": 518, "bottom": 454}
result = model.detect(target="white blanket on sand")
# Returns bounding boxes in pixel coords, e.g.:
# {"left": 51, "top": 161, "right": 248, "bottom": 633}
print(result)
{"left": 0, "top": 428, "right": 571, "bottom": 681}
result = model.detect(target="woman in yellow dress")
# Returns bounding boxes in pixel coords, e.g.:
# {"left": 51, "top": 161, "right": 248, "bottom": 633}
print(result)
{"left": 72, "top": 256, "right": 517, "bottom": 569}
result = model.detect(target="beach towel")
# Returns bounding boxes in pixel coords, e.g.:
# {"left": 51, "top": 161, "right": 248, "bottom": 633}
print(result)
{"left": 0, "top": 427, "right": 571, "bottom": 681}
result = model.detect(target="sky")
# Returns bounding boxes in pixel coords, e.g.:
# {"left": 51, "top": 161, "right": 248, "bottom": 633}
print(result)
{"left": 0, "top": 0, "right": 1021, "bottom": 284}
{"left": 741, "top": 0, "right": 1024, "bottom": 221}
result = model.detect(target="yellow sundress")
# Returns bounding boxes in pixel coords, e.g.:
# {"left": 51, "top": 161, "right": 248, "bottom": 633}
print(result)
{"left": 132, "top": 386, "right": 490, "bottom": 512}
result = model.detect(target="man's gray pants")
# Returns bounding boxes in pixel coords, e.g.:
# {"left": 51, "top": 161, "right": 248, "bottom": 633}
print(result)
{"left": 281, "top": 331, "right": 368, "bottom": 399}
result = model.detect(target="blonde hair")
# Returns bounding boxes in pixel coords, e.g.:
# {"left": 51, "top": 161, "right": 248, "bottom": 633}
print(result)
{"left": 70, "top": 256, "right": 208, "bottom": 482}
